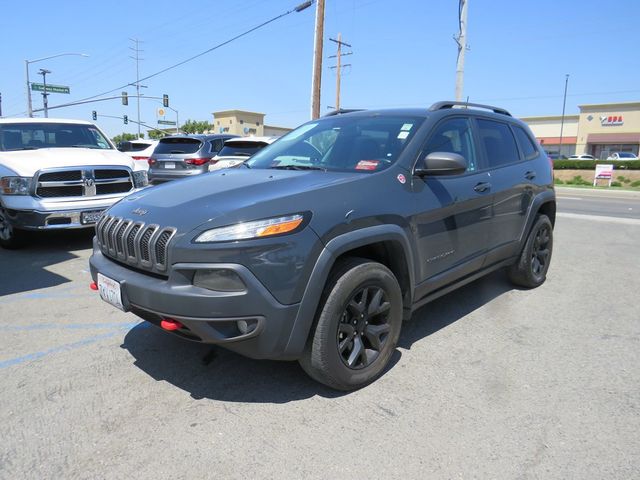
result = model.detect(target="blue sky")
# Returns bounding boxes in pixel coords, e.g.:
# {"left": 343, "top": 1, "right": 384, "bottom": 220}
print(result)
{"left": 2, "top": 0, "right": 639, "bottom": 137}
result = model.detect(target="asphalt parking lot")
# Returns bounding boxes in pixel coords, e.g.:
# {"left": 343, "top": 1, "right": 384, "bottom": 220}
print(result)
{"left": 1, "top": 203, "right": 639, "bottom": 479}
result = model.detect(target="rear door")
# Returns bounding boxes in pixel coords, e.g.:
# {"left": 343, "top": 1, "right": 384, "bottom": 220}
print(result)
{"left": 411, "top": 116, "right": 493, "bottom": 293}
{"left": 475, "top": 118, "right": 535, "bottom": 262}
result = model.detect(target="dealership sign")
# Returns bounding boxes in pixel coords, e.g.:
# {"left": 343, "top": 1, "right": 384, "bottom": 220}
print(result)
{"left": 600, "top": 115, "right": 623, "bottom": 126}
{"left": 593, "top": 164, "right": 614, "bottom": 187}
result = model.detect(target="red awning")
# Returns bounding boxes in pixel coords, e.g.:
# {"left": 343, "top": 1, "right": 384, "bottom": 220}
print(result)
{"left": 587, "top": 133, "right": 640, "bottom": 144}
{"left": 536, "top": 136, "right": 577, "bottom": 145}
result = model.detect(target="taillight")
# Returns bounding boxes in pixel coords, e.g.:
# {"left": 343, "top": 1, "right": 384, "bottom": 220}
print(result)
{"left": 132, "top": 156, "right": 149, "bottom": 161}
{"left": 185, "top": 158, "right": 209, "bottom": 166}
{"left": 148, "top": 158, "right": 157, "bottom": 166}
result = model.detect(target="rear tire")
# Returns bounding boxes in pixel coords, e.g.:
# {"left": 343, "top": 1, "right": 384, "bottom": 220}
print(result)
{"left": 299, "top": 257, "right": 403, "bottom": 391}
{"left": 508, "top": 214, "right": 553, "bottom": 288}
{"left": 0, "top": 208, "right": 25, "bottom": 249}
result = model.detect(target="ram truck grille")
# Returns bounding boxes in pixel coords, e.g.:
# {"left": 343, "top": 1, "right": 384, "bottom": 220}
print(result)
{"left": 36, "top": 168, "right": 133, "bottom": 198}
{"left": 95, "top": 215, "right": 177, "bottom": 273}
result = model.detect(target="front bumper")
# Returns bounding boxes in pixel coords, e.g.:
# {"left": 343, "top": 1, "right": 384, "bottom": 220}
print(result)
{"left": 89, "top": 247, "right": 301, "bottom": 360}
{"left": 4, "top": 206, "right": 107, "bottom": 230}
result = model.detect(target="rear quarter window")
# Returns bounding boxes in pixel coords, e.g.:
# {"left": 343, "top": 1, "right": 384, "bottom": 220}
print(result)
{"left": 512, "top": 126, "right": 539, "bottom": 160}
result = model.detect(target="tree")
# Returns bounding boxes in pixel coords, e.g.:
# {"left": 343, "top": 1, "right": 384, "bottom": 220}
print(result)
{"left": 112, "top": 133, "right": 139, "bottom": 145}
{"left": 148, "top": 129, "right": 168, "bottom": 140}
{"left": 181, "top": 119, "right": 213, "bottom": 134}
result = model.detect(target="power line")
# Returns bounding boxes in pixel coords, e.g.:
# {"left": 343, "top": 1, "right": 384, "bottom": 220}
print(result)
{"left": 45, "top": 1, "right": 313, "bottom": 111}
{"left": 328, "top": 34, "right": 353, "bottom": 111}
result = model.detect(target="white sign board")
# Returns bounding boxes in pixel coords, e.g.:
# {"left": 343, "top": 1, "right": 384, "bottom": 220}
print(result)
{"left": 593, "top": 164, "right": 614, "bottom": 187}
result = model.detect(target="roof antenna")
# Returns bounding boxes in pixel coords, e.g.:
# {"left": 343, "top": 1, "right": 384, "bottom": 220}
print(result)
{"left": 465, "top": 96, "right": 470, "bottom": 109}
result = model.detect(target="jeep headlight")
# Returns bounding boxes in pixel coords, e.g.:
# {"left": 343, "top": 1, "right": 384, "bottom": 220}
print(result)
{"left": 0, "top": 176, "right": 31, "bottom": 195}
{"left": 132, "top": 170, "right": 148, "bottom": 188}
{"left": 194, "top": 213, "right": 306, "bottom": 243}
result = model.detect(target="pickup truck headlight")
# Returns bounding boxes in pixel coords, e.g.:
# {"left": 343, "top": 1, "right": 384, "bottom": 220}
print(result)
{"left": 194, "top": 213, "right": 306, "bottom": 243}
{"left": 132, "top": 170, "right": 148, "bottom": 188}
{"left": 0, "top": 176, "right": 31, "bottom": 195}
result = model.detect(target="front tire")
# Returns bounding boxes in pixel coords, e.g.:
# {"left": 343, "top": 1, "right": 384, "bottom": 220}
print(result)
{"left": 0, "top": 208, "right": 25, "bottom": 249}
{"left": 299, "top": 257, "right": 403, "bottom": 391}
{"left": 508, "top": 214, "right": 553, "bottom": 288}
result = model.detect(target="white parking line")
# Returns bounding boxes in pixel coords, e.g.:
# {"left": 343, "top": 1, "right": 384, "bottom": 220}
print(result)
{"left": 557, "top": 212, "right": 640, "bottom": 225}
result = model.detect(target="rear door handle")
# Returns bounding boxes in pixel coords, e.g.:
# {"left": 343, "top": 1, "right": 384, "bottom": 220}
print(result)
{"left": 474, "top": 182, "right": 491, "bottom": 193}
{"left": 525, "top": 170, "right": 537, "bottom": 180}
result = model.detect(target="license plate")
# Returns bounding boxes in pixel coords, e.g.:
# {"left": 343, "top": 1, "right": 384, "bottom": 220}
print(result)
{"left": 81, "top": 210, "right": 105, "bottom": 225}
{"left": 97, "top": 273, "right": 124, "bottom": 311}
{"left": 164, "top": 162, "right": 176, "bottom": 169}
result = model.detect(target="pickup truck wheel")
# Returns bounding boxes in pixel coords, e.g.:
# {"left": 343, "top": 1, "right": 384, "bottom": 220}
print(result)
{"left": 299, "top": 258, "right": 403, "bottom": 391}
{"left": 0, "top": 208, "right": 24, "bottom": 249}
{"left": 508, "top": 214, "right": 553, "bottom": 288}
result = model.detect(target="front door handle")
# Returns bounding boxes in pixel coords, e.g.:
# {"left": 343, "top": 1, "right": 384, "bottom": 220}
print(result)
{"left": 474, "top": 182, "right": 491, "bottom": 193}
{"left": 525, "top": 170, "right": 537, "bottom": 180}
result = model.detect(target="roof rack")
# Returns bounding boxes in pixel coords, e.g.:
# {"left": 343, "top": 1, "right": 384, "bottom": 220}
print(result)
{"left": 428, "top": 101, "right": 511, "bottom": 117}
{"left": 323, "top": 108, "right": 365, "bottom": 117}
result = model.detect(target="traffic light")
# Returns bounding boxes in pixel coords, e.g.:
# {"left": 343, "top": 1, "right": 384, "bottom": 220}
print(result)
{"left": 92, "top": 111, "right": 97, "bottom": 121}
{"left": 162, "top": 94, "right": 169, "bottom": 108}
{"left": 122, "top": 91, "right": 128, "bottom": 106}
{"left": 123, "top": 115, "right": 128, "bottom": 125}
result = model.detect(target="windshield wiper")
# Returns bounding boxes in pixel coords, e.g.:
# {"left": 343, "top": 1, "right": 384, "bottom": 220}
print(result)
{"left": 7, "top": 146, "right": 39, "bottom": 151}
{"left": 270, "top": 165, "right": 327, "bottom": 171}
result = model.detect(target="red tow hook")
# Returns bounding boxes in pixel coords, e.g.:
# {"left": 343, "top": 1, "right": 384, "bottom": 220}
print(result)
{"left": 160, "top": 318, "right": 183, "bottom": 331}
{"left": 89, "top": 282, "right": 98, "bottom": 291}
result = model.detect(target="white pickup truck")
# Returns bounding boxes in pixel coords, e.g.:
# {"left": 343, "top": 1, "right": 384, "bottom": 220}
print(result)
{"left": 0, "top": 118, "right": 149, "bottom": 248}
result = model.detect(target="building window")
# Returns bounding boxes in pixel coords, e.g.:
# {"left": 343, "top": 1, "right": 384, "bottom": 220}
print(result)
{"left": 256, "top": 122, "right": 260, "bottom": 126}
{"left": 240, "top": 120, "right": 244, "bottom": 124}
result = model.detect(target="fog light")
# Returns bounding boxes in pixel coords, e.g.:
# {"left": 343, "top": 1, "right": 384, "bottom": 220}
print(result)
{"left": 237, "top": 319, "right": 257, "bottom": 335}
{"left": 193, "top": 269, "right": 246, "bottom": 292}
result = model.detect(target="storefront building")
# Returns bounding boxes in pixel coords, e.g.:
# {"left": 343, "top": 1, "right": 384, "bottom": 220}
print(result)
{"left": 521, "top": 101, "right": 640, "bottom": 159}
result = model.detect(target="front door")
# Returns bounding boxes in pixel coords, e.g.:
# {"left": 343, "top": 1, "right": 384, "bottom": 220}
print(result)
{"left": 411, "top": 117, "right": 493, "bottom": 297}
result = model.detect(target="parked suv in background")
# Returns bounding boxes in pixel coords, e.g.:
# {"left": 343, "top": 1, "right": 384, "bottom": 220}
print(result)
{"left": 607, "top": 152, "right": 638, "bottom": 161}
{"left": 209, "top": 136, "right": 278, "bottom": 171}
{"left": 90, "top": 101, "right": 556, "bottom": 390}
{"left": 0, "top": 118, "right": 148, "bottom": 249}
{"left": 148, "top": 134, "right": 237, "bottom": 183}
{"left": 118, "top": 139, "right": 159, "bottom": 168}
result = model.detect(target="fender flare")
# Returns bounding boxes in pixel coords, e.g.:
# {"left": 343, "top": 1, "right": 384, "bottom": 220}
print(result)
{"left": 518, "top": 189, "right": 556, "bottom": 245}
{"left": 283, "top": 224, "right": 415, "bottom": 357}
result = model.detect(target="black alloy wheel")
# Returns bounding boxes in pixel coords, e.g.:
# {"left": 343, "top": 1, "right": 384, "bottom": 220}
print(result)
{"left": 337, "top": 286, "right": 391, "bottom": 370}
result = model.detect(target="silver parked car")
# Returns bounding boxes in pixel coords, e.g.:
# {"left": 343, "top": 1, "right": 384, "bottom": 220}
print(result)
{"left": 148, "top": 134, "right": 237, "bottom": 183}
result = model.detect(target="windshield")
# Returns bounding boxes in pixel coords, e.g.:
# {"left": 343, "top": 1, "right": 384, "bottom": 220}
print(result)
{"left": 218, "top": 141, "right": 269, "bottom": 157}
{"left": 118, "top": 141, "right": 152, "bottom": 152}
{"left": 154, "top": 137, "right": 202, "bottom": 154}
{"left": 0, "top": 123, "right": 112, "bottom": 151}
{"left": 617, "top": 152, "right": 636, "bottom": 158}
{"left": 247, "top": 114, "right": 424, "bottom": 172}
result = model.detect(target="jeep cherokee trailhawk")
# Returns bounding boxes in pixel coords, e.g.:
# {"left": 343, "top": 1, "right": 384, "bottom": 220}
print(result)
{"left": 90, "top": 102, "right": 555, "bottom": 390}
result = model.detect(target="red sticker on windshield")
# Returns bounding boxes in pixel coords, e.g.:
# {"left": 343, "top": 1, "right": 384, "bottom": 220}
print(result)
{"left": 355, "top": 160, "right": 380, "bottom": 171}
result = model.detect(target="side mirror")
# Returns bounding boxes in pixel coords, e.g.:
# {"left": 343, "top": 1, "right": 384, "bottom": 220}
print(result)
{"left": 414, "top": 152, "right": 467, "bottom": 177}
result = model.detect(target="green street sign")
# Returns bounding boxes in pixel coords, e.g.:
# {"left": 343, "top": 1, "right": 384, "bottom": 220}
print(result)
{"left": 31, "top": 83, "right": 70, "bottom": 94}
{"left": 157, "top": 120, "right": 176, "bottom": 125}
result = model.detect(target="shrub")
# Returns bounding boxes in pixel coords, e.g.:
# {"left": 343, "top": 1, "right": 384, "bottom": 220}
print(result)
{"left": 611, "top": 181, "right": 622, "bottom": 187}
{"left": 631, "top": 180, "right": 640, "bottom": 188}
{"left": 553, "top": 178, "right": 564, "bottom": 185}
{"left": 565, "top": 175, "right": 591, "bottom": 186}
{"left": 553, "top": 160, "right": 640, "bottom": 170}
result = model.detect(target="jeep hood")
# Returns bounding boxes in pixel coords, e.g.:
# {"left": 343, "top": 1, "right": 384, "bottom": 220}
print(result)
{"left": 109, "top": 168, "right": 364, "bottom": 230}
{"left": 0, "top": 148, "right": 137, "bottom": 177}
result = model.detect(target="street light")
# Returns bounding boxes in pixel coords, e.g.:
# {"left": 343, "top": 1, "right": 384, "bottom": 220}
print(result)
{"left": 38, "top": 69, "right": 51, "bottom": 118}
{"left": 25, "top": 52, "right": 89, "bottom": 117}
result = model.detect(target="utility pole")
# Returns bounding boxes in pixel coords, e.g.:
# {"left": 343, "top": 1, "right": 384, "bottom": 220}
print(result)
{"left": 454, "top": 0, "right": 469, "bottom": 101}
{"left": 310, "top": 0, "right": 325, "bottom": 120}
{"left": 39, "top": 69, "right": 51, "bottom": 118}
{"left": 329, "top": 34, "right": 352, "bottom": 111}
{"left": 559, "top": 74, "right": 570, "bottom": 158}
{"left": 129, "top": 38, "right": 144, "bottom": 138}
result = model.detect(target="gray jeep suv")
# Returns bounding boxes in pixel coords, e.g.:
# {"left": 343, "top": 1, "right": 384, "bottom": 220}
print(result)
{"left": 90, "top": 101, "right": 555, "bottom": 390}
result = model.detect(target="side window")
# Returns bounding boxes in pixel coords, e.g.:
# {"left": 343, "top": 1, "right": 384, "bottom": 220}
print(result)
{"left": 512, "top": 126, "right": 539, "bottom": 160}
{"left": 422, "top": 117, "right": 477, "bottom": 172}
{"left": 477, "top": 119, "right": 520, "bottom": 168}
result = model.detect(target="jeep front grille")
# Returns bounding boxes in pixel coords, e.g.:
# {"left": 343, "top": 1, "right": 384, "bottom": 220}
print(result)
{"left": 95, "top": 215, "right": 176, "bottom": 272}
{"left": 36, "top": 167, "right": 134, "bottom": 198}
